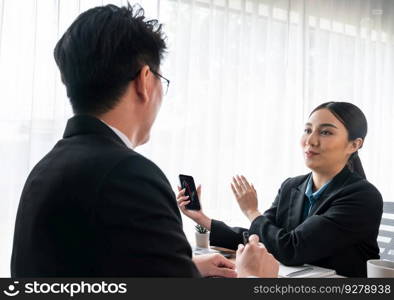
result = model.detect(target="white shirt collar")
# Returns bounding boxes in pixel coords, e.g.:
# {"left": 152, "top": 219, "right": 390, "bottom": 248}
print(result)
{"left": 100, "top": 119, "right": 134, "bottom": 149}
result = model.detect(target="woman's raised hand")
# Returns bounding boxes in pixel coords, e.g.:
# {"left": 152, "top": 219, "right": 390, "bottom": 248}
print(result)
{"left": 231, "top": 175, "right": 261, "bottom": 222}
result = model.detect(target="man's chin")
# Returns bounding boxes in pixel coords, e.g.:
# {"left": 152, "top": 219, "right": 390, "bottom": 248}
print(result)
{"left": 138, "top": 134, "right": 150, "bottom": 147}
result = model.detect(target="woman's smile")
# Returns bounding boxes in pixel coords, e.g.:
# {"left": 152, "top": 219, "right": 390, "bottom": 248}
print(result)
{"left": 304, "top": 150, "right": 320, "bottom": 159}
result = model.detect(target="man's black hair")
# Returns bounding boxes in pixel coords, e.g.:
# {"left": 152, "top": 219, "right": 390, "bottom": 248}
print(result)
{"left": 54, "top": 3, "right": 166, "bottom": 115}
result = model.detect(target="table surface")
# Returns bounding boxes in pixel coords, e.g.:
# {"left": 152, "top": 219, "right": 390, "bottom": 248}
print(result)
{"left": 206, "top": 246, "right": 345, "bottom": 278}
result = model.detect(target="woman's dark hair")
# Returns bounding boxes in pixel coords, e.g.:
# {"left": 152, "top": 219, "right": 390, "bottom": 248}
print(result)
{"left": 54, "top": 4, "right": 166, "bottom": 115}
{"left": 310, "top": 101, "right": 368, "bottom": 179}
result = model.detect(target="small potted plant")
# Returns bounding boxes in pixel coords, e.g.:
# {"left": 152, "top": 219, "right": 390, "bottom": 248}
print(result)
{"left": 195, "top": 224, "right": 209, "bottom": 248}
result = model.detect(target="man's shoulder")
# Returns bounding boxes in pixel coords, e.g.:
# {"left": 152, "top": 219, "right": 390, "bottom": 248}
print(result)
{"left": 53, "top": 133, "right": 163, "bottom": 175}
{"left": 98, "top": 150, "right": 179, "bottom": 219}
{"left": 111, "top": 150, "right": 167, "bottom": 179}
{"left": 96, "top": 149, "right": 173, "bottom": 198}
{"left": 27, "top": 136, "right": 169, "bottom": 196}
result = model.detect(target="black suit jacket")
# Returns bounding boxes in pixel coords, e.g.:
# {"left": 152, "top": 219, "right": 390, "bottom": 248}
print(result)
{"left": 210, "top": 167, "right": 383, "bottom": 277}
{"left": 11, "top": 115, "right": 200, "bottom": 277}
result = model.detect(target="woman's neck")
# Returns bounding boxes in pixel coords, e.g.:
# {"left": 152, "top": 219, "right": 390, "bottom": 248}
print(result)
{"left": 311, "top": 164, "right": 345, "bottom": 190}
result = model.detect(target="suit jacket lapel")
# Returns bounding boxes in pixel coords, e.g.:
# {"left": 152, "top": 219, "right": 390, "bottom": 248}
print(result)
{"left": 288, "top": 178, "right": 309, "bottom": 229}
{"left": 308, "top": 166, "right": 352, "bottom": 216}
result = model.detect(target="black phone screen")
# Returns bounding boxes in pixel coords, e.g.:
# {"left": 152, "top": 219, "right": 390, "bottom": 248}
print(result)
{"left": 179, "top": 174, "right": 201, "bottom": 210}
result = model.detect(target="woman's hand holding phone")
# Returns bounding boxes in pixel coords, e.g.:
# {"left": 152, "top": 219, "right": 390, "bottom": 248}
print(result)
{"left": 176, "top": 185, "right": 212, "bottom": 231}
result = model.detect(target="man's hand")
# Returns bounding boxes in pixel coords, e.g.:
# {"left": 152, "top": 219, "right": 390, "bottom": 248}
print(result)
{"left": 231, "top": 175, "right": 261, "bottom": 222}
{"left": 236, "top": 234, "right": 279, "bottom": 278}
{"left": 193, "top": 254, "right": 237, "bottom": 278}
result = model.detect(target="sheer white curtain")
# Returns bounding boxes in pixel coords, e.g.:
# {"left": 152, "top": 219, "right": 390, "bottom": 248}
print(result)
{"left": 0, "top": 0, "right": 393, "bottom": 276}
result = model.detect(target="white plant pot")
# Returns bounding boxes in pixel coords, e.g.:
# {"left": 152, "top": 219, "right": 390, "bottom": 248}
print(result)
{"left": 195, "top": 232, "right": 210, "bottom": 249}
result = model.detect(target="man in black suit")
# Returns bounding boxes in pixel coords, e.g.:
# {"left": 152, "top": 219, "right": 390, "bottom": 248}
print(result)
{"left": 11, "top": 4, "right": 276, "bottom": 277}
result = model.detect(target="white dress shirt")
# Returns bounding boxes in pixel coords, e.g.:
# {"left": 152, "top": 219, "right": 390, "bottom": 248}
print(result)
{"left": 100, "top": 119, "right": 134, "bottom": 149}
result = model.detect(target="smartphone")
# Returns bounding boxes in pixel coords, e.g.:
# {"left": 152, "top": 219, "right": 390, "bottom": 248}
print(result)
{"left": 242, "top": 231, "right": 249, "bottom": 245}
{"left": 179, "top": 174, "right": 201, "bottom": 210}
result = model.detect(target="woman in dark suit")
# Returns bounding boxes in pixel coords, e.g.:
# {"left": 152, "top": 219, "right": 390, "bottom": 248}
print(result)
{"left": 177, "top": 102, "right": 383, "bottom": 277}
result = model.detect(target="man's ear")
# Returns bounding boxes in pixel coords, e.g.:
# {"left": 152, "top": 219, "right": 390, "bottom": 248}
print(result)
{"left": 134, "top": 65, "right": 151, "bottom": 103}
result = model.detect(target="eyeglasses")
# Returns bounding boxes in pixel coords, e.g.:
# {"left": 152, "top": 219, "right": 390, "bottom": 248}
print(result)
{"left": 151, "top": 70, "right": 170, "bottom": 95}
{"left": 129, "top": 68, "right": 170, "bottom": 95}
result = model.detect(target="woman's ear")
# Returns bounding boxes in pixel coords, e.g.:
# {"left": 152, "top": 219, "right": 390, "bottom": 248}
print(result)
{"left": 134, "top": 65, "right": 151, "bottom": 103}
{"left": 350, "top": 138, "right": 363, "bottom": 153}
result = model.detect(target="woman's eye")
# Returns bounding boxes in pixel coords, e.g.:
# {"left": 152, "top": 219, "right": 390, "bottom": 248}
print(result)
{"left": 320, "top": 130, "right": 332, "bottom": 136}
